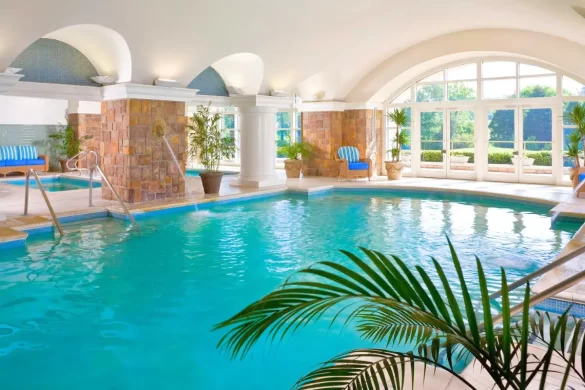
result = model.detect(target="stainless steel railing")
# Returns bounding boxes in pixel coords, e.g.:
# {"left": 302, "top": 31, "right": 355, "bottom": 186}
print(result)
{"left": 63, "top": 151, "right": 139, "bottom": 229}
{"left": 489, "top": 244, "right": 585, "bottom": 301}
{"left": 23, "top": 169, "right": 64, "bottom": 236}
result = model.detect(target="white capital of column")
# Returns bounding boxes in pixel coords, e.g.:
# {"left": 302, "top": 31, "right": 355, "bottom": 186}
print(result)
{"left": 232, "top": 105, "right": 285, "bottom": 188}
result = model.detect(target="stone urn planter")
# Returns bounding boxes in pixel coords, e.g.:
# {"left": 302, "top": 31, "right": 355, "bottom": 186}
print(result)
{"left": 199, "top": 171, "right": 224, "bottom": 194}
{"left": 284, "top": 159, "right": 303, "bottom": 179}
{"left": 512, "top": 156, "right": 535, "bottom": 166}
{"left": 385, "top": 161, "right": 403, "bottom": 180}
{"left": 59, "top": 159, "right": 71, "bottom": 173}
{"left": 450, "top": 155, "right": 470, "bottom": 164}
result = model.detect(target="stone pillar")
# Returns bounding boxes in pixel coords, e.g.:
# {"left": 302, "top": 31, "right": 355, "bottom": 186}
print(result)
{"left": 342, "top": 109, "right": 383, "bottom": 175}
{"left": 302, "top": 111, "right": 343, "bottom": 177}
{"left": 100, "top": 99, "right": 186, "bottom": 203}
{"left": 232, "top": 103, "right": 285, "bottom": 188}
{"left": 68, "top": 101, "right": 102, "bottom": 169}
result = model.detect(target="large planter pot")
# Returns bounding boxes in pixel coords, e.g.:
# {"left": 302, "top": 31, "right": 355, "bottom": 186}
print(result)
{"left": 199, "top": 171, "right": 224, "bottom": 194}
{"left": 385, "top": 161, "right": 403, "bottom": 180}
{"left": 570, "top": 167, "right": 581, "bottom": 189}
{"left": 59, "top": 159, "right": 70, "bottom": 173}
{"left": 284, "top": 159, "right": 302, "bottom": 179}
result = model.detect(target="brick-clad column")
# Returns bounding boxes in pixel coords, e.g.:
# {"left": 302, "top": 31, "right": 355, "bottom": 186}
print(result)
{"left": 301, "top": 111, "right": 343, "bottom": 177}
{"left": 342, "top": 109, "right": 382, "bottom": 175}
{"left": 68, "top": 113, "right": 102, "bottom": 169}
{"left": 100, "top": 99, "right": 186, "bottom": 203}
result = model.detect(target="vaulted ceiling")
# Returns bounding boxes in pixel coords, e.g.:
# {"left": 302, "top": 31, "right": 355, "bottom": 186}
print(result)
{"left": 1, "top": 0, "right": 585, "bottom": 102}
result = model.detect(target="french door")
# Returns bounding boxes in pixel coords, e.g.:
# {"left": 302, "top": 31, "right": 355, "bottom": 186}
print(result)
{"left": 418, "top": 108, "right": 477, "bottom": 179}
{"left": 484, "top": 106, "right": 554, "bottom": 184}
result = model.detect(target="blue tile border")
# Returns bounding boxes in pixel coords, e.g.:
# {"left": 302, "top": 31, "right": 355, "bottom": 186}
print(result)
{"left": 535, "top": 298, "right": 585, "bottom": 318}
{"left": 58, "top": 211, "right": 108, "bottom": 224}
{"left": 19, "top": 225, "right": 53, "bottom": 235}
{"left": 0, "top": 239, "right": 26, "bottom": 250}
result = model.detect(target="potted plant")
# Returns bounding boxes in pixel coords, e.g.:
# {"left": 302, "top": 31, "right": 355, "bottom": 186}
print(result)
{"left": 48, "top": 121, "right": 92, "bottom": 172}
{"left": 567, "top": 130, "right": 583, "bottom": 188}
{"left": 384, "top": 108, "right": 410, "bottom": 180}
{"left": 187, "top": 104, "right": 236, "bottom": 194}
{"left": 277, "top": 142, "right": 313, "bottom": 179}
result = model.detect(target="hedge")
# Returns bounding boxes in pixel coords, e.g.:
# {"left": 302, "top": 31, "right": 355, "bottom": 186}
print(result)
{"left": 420, "top": 150, "right": 552, "bottom": 166}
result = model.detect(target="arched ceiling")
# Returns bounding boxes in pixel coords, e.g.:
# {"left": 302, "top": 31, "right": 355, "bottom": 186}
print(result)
{"left": 2, "top": 0, "right": 585, "bottom": 100}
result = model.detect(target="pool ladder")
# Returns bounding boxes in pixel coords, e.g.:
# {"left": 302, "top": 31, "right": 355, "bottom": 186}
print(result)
{"left": 482, "top": 244, "right": 585, "bottom": 326}
{"left": 67, "top": 151, "right": 138, "bottom": 229}
{"left": 23, "top": 151, "right": 138, "bottom": 237}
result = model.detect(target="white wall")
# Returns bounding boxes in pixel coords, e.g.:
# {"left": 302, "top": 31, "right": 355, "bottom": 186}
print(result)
{"left": 0, "top": 95, "right": 68, "bottom": 124}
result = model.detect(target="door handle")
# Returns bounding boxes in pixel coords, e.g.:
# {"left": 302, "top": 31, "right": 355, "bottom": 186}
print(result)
{"left": 512, "top": 151, "right": 519, "bottom": 155}
{"left": 441, "top": 149, "right": 447, "bottom": 154}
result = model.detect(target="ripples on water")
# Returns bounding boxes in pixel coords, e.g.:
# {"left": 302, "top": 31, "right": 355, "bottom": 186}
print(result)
{"left": 0, "top": 192, "right": 580, "bottom": 389}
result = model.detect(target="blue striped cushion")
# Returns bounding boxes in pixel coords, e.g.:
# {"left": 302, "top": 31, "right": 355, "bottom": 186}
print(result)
{"left": 0, "top": 146, "right": 19, "bottom": 161}
{"left": 337, "top": 146, "right": 360, "bottom": 163}
{"left": 18, "top": 145, "right": 38, "bottom": 160}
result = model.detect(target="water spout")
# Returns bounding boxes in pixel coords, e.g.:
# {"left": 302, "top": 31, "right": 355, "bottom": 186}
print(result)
{"left": 162, "top": 136, "right": 195, "bottom": 199}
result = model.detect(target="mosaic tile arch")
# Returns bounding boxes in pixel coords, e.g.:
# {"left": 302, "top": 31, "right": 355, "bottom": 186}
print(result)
{"left": 9, "top": 38, "right": 99, "bottom": 86}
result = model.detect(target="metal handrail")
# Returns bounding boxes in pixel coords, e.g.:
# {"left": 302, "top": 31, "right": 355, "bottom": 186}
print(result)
{"left": 93, "top": 165, "right": 139, "bottom": 229}
{"left": 23, "top": 169, "right": 64, "bottom": 236}
{"left": 489, "top": 244, "right": 585, "bottom": 301}
{"left": 492, "top": 267, "right": 585, "bottom": 325}
{"left": 65, "top": 151, "right": 138, "bottom": 229}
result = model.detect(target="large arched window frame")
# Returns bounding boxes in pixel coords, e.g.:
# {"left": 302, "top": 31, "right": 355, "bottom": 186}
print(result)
{"left": 384, "top": 57, "right": 585, "bottom": 185}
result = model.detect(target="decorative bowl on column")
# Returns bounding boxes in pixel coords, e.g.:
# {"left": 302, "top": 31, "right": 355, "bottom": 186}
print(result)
{"left": 385, "top": 161, "right": 403, "bottom": 180}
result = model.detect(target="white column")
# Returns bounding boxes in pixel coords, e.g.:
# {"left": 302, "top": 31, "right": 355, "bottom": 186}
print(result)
{"left": 232, "top": 105, "right": 285, "bottom": 188}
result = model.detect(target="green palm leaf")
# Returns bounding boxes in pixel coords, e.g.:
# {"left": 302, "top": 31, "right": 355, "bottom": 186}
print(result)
{"left": 214, "top": 238, "right": 585, "bottom": 389}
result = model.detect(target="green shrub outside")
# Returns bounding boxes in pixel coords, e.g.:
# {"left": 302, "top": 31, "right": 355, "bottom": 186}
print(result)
{"left": 524, "top": 151, "right": 552, "bottom": 166}
{"left": 420, "top": 150, "right": 552, "bottom": 165}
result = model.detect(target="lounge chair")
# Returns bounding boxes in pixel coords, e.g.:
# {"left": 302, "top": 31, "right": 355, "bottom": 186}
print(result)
{"left": 336, "top": 146, "right": 371, "bottom": 181}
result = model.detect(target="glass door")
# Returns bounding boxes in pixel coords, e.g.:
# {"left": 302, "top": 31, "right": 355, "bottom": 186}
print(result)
{"left": 485, "top": 108, "right": 519, "bottom": 182}
{"left": 519, "top": 107, "right": 553, "bottom": 182}
{"left": 419, "top": 110, "right": 446, "bottom": 177}
{"left": 447, "top": 109, "right": 476, "bottom": 179}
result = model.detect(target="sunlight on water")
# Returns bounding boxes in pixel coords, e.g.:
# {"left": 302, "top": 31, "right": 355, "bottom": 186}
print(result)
{"left": 0, "top": 192, "right": 580, "bottom": 389}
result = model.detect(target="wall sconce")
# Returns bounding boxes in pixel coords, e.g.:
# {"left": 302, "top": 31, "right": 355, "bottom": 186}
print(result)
{"left": 154, "top": 78, "right": 180, "bottom": 88}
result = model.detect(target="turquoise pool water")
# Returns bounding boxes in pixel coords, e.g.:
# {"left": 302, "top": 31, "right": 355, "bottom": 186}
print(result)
{"left": 0, "top": 191, "right": 581, "bottom": 389}
{"left": 186, "top": 169, "right": 238, "bottom": 177}
{"left": 4, "top": 176, "right": 101, "bottom": 192}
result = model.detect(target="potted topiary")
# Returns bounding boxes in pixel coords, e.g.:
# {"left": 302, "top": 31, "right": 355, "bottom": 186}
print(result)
{"left": 49, "top": 121, "right": 92, "bottom": 172}
{"left": 566, "top": 130, "right": 583, "bottom": 189}
{"left": 278, "top": 141, "right": 313, "bottom": 179}
{"left": 187, "top": 104, "right": 236, "bottom": 194}
{"left": 384, "top": 108, "right": 410, "bottom": 180}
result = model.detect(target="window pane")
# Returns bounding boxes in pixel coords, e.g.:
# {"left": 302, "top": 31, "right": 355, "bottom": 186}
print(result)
{"left": 519, "top": 76, "right": 556, "bottom": 98}
{"left": 563, "top": 101, "right": 585, "bottom": 125}
{"left": 563, "top": 127, "right": 580, "bottom": 168}
{"left": 276, "top": 129, "right": 291, "bottom": 157}
{"left": 482, "top": 79, "right": 516, "bottom": 99}
{"left": 295, "top": 112, "right": 302, "bottom": 128}
{"left": 563, "top": 76, "right": 585, "bottom": 97}
{"left": 419, "top": 70, "right": 444, "bottom": 83}
{"left": 223, "top": 114, "right": 235, "bottom": 129}
{"left": 523, "top": 108, "right": 552, "bottom": 142}
{"left": 391, "top": 88, "right": 411, "bottom": 104}
{"left": 448, "top": 81, "right": 476, "bottom": 101}
{"left": 416, "top": 84, "right": 444, "bottom": 102}
{"left": 482, "top": 61, "right": 516, "bottom": 78}
{"left": 276, "top": 112, "right": 291, "bottom": 128}
{"left": 519, "top": 64, "right": 554, "bottom": 76}
{"left": 446, "top": 63, "right": 477, "bottom": 81}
